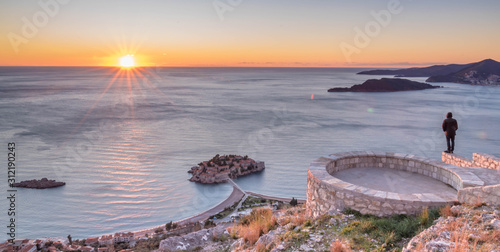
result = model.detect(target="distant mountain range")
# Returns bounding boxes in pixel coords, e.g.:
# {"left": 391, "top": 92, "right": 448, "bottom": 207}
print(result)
{"left": 358, "top": 59, "right": 500, "bottom": 85}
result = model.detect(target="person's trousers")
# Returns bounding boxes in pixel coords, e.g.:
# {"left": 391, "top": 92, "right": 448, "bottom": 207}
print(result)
{"left": 446, "top": 134, "right": 455, "bottom": 152}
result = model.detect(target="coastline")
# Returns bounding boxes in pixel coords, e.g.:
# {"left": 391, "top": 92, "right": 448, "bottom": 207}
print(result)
{"left": 130, "top": 183, "right": 245, "bottom": 239}
{"left": 130, "top": 180, "right": 306, "bottom": 239}
{"left": 7, "top": 180, "right": 306, "bottom": 244}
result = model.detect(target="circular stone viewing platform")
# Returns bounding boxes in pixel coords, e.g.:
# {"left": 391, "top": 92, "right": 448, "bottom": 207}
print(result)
{"left": 306, "top": 151, "right": 488, "bottom": 217}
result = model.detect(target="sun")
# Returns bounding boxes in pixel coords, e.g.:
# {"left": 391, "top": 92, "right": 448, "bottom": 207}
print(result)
{"left": 119, "top": 55, "right": 135, "bottom": 68}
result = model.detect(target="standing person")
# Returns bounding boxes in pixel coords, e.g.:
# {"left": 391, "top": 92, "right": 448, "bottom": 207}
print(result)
{"left": 442, "top": 112, "right": 458, "bottom": 153}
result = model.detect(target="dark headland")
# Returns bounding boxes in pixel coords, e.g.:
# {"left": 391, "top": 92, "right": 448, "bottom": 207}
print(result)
{"left": 328, "top": 78, "right": 441, "bottom": 92}
{"left": 13, "top": 178, "right": 65, "bottom": 189}
{"left": 357, "top": 59, "right": 500, "bottom": 85}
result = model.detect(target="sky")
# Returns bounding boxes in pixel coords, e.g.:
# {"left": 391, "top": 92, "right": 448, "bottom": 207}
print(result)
{"left": 0, "top": 0, "right": 499, "bottom": 67}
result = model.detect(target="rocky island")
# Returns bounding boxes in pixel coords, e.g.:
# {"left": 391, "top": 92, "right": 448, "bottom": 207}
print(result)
{"left": 358, "top": 59, "right": 500, "bottom": 85}
{"left": 12, "top": 178, "right": 65, "bottom": 189}
{"left": 188, "top": 154, "right": 265, "bottom": 183}
{"left": 328, "top": 78, "right": 441, "bottom": 92}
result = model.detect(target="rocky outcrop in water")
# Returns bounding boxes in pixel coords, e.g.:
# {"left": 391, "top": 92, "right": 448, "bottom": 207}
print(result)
{"left": 12, "top": 178, "right": 65, "bottom": 189}
{"left": 188, "top": 154, "right": 265, "bottom": 184}
{"left": 328, "top": 78, "right": 441, "bottom": 92}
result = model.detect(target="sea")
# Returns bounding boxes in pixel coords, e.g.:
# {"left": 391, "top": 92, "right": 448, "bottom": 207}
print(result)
{"left": 1, "top": 67, "right": 499, "bottom": 240}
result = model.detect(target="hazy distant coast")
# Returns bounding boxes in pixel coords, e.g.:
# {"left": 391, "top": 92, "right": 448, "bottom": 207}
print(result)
{"left": 358, "top": 59, "right": 500, "bottom": 86}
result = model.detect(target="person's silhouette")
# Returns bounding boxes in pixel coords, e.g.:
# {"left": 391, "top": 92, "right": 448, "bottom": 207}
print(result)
{"left": 442, "top": 112, "right": 458, "bottom": 153}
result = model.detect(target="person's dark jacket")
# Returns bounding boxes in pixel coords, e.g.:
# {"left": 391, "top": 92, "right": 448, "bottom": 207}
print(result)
{"left": 442, "top": 118, "right": 458, "bottom": 136}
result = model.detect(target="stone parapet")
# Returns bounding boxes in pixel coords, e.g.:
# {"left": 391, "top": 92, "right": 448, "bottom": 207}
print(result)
{"left": 306, "top": 151, "right": 492, "bottom": 218}
{"left": 442, "top": 152, "right": 500, "bottom": 171}
{"left": 473, "top": 153, "right": 500, "bottom": 170}
{"left": 442, "top": 152, "right": 473, "bottom": 167}
{"left": 457, "top": 184, "right": 500, "bottom": 206}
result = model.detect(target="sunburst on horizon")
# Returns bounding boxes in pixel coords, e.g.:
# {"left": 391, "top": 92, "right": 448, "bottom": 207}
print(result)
{"left": 119, "top": 54, "right": 135, "bottom": 68}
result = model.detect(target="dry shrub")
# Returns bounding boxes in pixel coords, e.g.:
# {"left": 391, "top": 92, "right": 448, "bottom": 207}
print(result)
{"left": 479, "top": 228, "right": 500, "bottom": 245}
{"left": 449, "top": 227, "right": 471, "bottom": 252}
{"left": 444, "top": 218, "right": 464, "bottom": 231}
{"left": 413, "top": 242, "right": 426, "bottom": 251}
{"left": 419, "top": 207, "right": 429, "bottom": 226}
{"left": 255, "top": 242, "right": 267, "bottom": 252}
{"left": 330, "top": 239, "right": 351, "bottom": 252}
{"left": 234, "top": 208, "right": 277, "bottom": 245}
{"left": 472, "top": 195, "right": 485, "bottom": 208}
{"left": 227, "top": 226, "right": 238, "bottom": 239}
{"left": 292, "top": 211, "right": 306, "bottom": 227}
{"left": 277, "top": 216, "right": 291, "bottom": 226}
{"left": 440, "top": 205, "right": 454, "bottom": 218}
{"left": 242, "top": 228, "right": 260, "bottom": 245}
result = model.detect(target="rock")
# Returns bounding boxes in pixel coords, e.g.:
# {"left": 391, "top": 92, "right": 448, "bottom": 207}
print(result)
{"left": 159, "top": 224, "right": 226, "bottom": 251}
{"left": 229, "top": 238, "right": 244, "bottom": 251}
{"left": 450, "top": 205, "right": 463, "bottom": 216}
{"left": 405, "top": 205, "right": 499, "bottom": 251}
{"left": 487, "top": 219, "right": 500, "bottom": 230}
{"left": 273, "top": 244, "right": 285, "bottom": 251}
{"left": 329, "top": 218, "right": 339, "bottom": 225}
{"left": 425, "top": 240, "right": 454, "bottom": 251}
{"left": 255, "top": 229, "right": 279, "bottom": 247}
{"left": 328, "top": 78, "right": 441, "bottom": 93}
{"left": 188, "top": 154, "right": 265, "bottom": 184}
{"left": 12, "top": 178, "right": 65, "bottom": 189}
{"left": 299, "top": 244, "right": 313, "bottom": 251}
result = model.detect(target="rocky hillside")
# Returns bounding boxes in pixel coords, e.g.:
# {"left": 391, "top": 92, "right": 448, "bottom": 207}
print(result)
{"left": 426, "top": 59, "right": 500, "bottom": 85}
{"left": 154, "top": 203, "right": 499, "bottom": 252}
{"left": 357, "top": 59, "right": 500, "bottom": 86}
{"left": 358, "top": 63, "right": 475, "bottom": 77}
{"left": 404, "top": 205, "right": 500, "bottom": 252}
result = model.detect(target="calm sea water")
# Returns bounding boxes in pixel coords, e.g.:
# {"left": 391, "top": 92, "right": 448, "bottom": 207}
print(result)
{"left": 1, "top": 67, "right": 499, "bottom": 240}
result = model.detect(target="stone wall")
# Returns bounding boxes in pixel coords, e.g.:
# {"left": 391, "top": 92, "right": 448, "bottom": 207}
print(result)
{"left": 457, "top": 184, "right": 500, "bottom": 206}
{"left": 473, "top": 153, "right": 500, "bottom": 170}
{"left": 305, "top": 151, "right": 486, "bottom": 218}
{"left": 306, "top": 169, "right": 448, "bottom": 218}
{"left": 442, "top": 152, "right": 473, "bottom": 167}
{"left": 442, "top": 152, "right": 500, "bottom": 170}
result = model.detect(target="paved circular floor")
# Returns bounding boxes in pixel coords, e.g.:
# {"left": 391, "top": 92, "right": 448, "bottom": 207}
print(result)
{"left": 333, "top": 167, "right": 457, "bottom": 200}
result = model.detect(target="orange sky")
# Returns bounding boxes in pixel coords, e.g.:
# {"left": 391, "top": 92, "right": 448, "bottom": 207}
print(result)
{"left": 1, "top": 1, "right": 499, "bottom": 67}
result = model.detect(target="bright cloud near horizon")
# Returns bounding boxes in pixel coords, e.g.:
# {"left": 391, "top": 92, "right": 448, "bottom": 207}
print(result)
{"left": 0, "top": 0, "right": 499, "bottom": 67}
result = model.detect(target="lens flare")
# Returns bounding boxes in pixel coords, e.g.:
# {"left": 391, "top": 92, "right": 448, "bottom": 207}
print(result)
{"left": 120, "top": 55, "right": 135, "bottom": 68}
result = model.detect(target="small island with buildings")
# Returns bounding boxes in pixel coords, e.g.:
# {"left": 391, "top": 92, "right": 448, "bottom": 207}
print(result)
{"left": 188, "top": 154, "right": 265, "bottom": 183}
